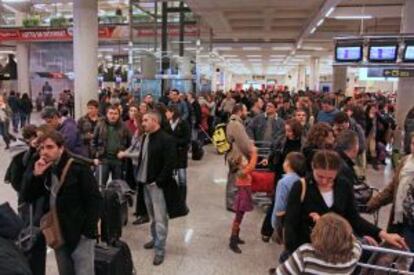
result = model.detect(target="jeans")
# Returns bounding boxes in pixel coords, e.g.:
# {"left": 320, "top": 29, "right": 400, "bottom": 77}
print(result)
{"left": 0, "top": 121, "right": 11, "bottom": 146}
{"left": 143, "top": 183, "right": 168, "bottom": 256}
{"left": 20, "top": 113, "right": 28, "bottom": 128}
{"left": 97, "top": 161, "right": 123, "bottom": 187}
{"left": 55, "top": 236, "right": 95, "bottom": 275}
{"left": 11, "top": 112, "right": 19, "bottom": 131}
{"left": 175, "top": 168, "right": 187, "bottom": 187}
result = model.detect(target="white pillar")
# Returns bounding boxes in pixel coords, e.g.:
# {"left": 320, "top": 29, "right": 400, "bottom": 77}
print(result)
{"left": 15, "top": 12, "right": 30, "bottom": 96}
{"left": 16, "top": 44, "right": 30, "bottom": 96}
{"left": 396, "top": 0, "right": 414, "bottom": 131}
{"left": 309, "top": 57, "right": 320, "bottom": 92}
{"left": 333, "top": 66, "right": 347, "bottom": 94}
{"left": 73, "top": 0, "right": 98, "bottom": 119}
{"left": 297, "top": 65, "right": 306, "bottom": 91}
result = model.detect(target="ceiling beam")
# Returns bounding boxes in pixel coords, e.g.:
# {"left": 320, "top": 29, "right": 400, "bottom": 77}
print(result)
{"left": 293, "top": 0, "right": 343, "bottom": 52}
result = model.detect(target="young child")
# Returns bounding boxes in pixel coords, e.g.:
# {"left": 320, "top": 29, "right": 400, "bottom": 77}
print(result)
{"left": 229, "top": 148, "right": 257, "bottom": 254}
{"left": 271, "top": 152, "right": 306, "bottom": 243}
{"left": 275, "top": 213, "right": 362, "bottom": 275}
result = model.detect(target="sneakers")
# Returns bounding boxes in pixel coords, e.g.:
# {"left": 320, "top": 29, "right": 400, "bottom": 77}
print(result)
{"left": 143, "top": 240, "right": 155, "bottom": 250}
{"left": 153, "top": 255, "right": 164, "bottom": 266}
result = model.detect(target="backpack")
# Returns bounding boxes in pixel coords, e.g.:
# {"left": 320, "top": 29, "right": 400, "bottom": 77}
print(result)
{"left": 403, "top": 183, "right": 414, "bottom": 227}
{"left": 212, "top": 123, "right": 231, "bottom": 154}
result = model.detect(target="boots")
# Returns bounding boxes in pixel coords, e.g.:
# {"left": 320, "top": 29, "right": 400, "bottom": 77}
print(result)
{"left": 229, "top": 235, "right": 242, "bottom": 254}
{"left": 236, "top": 235, "right": 245, "bottom": 245}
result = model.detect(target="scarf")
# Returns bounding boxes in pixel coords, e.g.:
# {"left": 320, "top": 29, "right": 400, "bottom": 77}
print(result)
{"left": 394, "top": 155, "right": 414, "bottom": 224}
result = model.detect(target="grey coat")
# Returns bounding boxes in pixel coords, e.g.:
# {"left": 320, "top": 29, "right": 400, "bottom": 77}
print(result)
{"left": 246, "top": 113, "right": 285, "bottom": 143}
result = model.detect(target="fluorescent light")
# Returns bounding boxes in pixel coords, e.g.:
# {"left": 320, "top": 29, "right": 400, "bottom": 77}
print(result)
{"left": 0, "top": 50, "right": 15, "bottom": 54}
{"left": 246, "top": 55, "right": 261, "bottom": 58}
{"left": 303, "top": 46, "right": 325, "bottom": 51}
{"left": 333, "top": 15, "right": 373, "bottom": 20}
{"left": 242, "top": 47, "right": 261, "bottom": 51}
{"left": 310, "top": 27, "right": 317, "bottom": 34}
{"left": 325, "top": 7, "right": 335, "bottom": 17}
{"left": 272, "top": 47, "right": 292, "bottom": 51}
{"left": 270, "top": 54, "right": 285, "bottom": 58}
{"left": 317, "top": 18, "right": 325, "bottom": 27}
{"left": 222, "top": 54, "right": 238, "bottom": 58}
{"left": 248, "top": 59, "right": 262, "bottom": 62}
{"left": 213, "top": 47, "right": 232, "bottom": 51}
{"left": 2, "top": 0, "right": 30, "bottom": 2}
{"left": 98, "top": 48, "right": 114, "bottom": 52}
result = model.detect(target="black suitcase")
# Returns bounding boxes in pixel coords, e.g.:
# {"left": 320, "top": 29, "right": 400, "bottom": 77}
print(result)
{"left": 95, "top": 240, "right": 134, "bottom": 275}
{"left": 191, "top": 140, "right": 204, "bottom": 161}
{"left": 100, "top": 189, "right": 126, "bottom": 245}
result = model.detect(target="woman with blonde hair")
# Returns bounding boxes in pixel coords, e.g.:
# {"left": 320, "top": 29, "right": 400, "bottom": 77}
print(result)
{"left": 276, "top": 213, "right": 362, "bottom": 274}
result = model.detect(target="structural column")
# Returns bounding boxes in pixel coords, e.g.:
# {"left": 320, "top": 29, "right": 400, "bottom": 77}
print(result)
{"left": 15, "top": 12, "right": 30, "bottom": 96}
{"left": 396, "top": 0, "right": 414, "bottom": 140}
{"left": 332, "top": 66, "right": 347, "bottom": 94}
{"left": 73, "top": 0, "right": 98, "bottom": 119}
{"left": 309, "top": 57, "right": 320, "bottom": 92}
{"left": 297, "top": 65, "right": 306, "bottom": 91}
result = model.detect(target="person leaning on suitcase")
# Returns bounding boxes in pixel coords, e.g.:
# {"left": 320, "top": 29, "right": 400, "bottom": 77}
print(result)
{"left": 137, "top": 111, "right": 176, "bottom": 266}
{"left": 20, "top": 130, "right": 103, "bottom": 275}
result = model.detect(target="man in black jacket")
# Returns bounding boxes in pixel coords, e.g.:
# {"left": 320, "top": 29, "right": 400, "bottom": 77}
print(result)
{"left": 137, "top": 111, "right": 175, "bottom": 266}
{"left": 20, "top": 130, "right": 102, "bottom": 275}
{"left": 335, "top": 129, "right": 360, "bottom": 185}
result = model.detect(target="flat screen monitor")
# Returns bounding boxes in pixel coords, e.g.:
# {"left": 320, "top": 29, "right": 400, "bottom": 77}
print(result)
{"left": 368, "top": 44, "right": 398, "bottom": 62}
{"left": 335, "top": 45, "right": 363, "bottom": 62}
{"left": 403, "top": 44, "right": 414, "bottom": 62}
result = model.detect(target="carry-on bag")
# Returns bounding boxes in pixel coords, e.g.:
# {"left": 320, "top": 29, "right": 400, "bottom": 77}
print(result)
{"left": 95, "top": 240, "right": 134, "bottom": 275}
{"left": 191, "top": 140, "right": 204, "bottom": 161}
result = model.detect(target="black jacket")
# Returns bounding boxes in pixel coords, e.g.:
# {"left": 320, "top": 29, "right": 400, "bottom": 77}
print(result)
{"left": 166, "top": 119, "right": 191, "bottom": 169}
{"left": 337, "top": 150, "right": 359, "bottom": 186}
{"left": 20, "top": 152, "right": 103, "bottom": 251}
{"left": 284, "top": 176, "right": 381, "bottom": 253}
{"left": 188, "top": 100, "right": 202, "bottom": 129}
{"left": 137, "top": 129, "right": 176, "bottom": 188}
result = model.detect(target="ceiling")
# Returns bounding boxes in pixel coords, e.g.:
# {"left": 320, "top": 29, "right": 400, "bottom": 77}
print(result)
{"left": 0, "top": 0, "right": 408, "bottom": 76}
{"left": 186, "top": 0, "right": 405, "bottom": 75}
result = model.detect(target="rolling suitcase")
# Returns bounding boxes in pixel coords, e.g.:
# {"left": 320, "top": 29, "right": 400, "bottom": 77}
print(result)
{"left": 191, "top": 140, "right": 204, "bottom": 161}
{"left": 95, "top": 240, "right": 134, "bottom": 275}
{"left": 98, "top": 166, "right": 127, "bottom": 245}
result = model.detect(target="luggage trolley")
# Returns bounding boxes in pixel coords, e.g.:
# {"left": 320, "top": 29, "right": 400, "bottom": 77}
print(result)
{"left": 358, "top": 244, "right": 414, "bottom": 275}
{"left": 251, "top": 141, "right": 275, "bottom": 207}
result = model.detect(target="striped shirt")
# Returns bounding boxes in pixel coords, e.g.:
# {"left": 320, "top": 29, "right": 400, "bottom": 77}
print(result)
{"left": 276, "top": 242, "right": 362, "bottom": 275}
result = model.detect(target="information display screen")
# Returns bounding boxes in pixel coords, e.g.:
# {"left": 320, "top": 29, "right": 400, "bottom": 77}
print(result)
{"left": 335, "top": 46, "right": 362, "bottom": 62}
{"left": 403, "top": 45, "right": 414, "bottom": 62}
{"left": 369, "top": 45, "right": 398, "bottom": 62}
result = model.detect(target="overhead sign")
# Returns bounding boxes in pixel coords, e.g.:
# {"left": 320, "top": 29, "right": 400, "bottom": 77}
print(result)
{"left": 0, "top": 24, "right": 198, "bottom": 42}
{"left": 383, "top": 69, "right": 414, "bottom": 78}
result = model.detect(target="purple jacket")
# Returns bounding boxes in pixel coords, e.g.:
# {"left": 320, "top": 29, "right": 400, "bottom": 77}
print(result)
{"left": 58, "top": 118, "right": 87, "bottom": 156}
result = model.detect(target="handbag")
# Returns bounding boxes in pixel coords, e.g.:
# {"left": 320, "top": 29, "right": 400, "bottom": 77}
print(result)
{"left": 40, "top": 158, "right": 74, "bottom": 250}
{"left": 354, "top": 182, "right": 374, "bottom": 206}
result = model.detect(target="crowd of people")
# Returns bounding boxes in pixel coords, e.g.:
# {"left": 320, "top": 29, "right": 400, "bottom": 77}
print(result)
{"left": 1, "top": 84, "right": 414, "bottom": 275}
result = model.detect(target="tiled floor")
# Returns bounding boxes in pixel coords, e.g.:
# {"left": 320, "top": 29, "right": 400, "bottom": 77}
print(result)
{"left": 0, "top": 113, "right": 394, "bottom": 274}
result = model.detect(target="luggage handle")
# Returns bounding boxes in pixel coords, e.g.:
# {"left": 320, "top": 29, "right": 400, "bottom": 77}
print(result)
{"left": 357, "top": 262, "right": 414, "bottom": 275}
{"left": 17, "top": 203, "right": 33, "bottom": 248}
{"left": 362, "top": 244, "right": 414, "bottom": 258}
